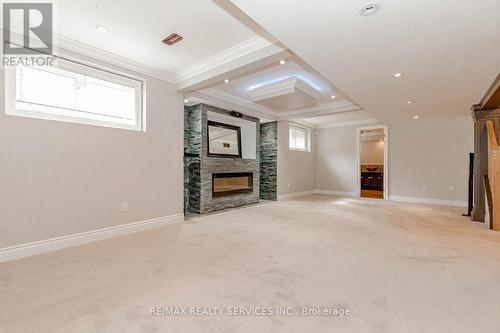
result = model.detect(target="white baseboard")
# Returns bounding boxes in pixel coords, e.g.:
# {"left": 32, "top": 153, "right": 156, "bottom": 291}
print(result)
{"left": 388, "top": 195, "right": 466, "bottom": 207}
{"left": 314, "top": 189, "right": 356, "bottom": 197}
{"left": 278, "top": 190, "right": 314, "bottom": 201}
{"left": 0, "top": 213, "right": 184, "bottom": 263}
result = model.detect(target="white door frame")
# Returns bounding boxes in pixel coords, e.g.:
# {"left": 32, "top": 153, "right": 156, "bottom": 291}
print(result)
{"left": 355, "top": 125, "right": 389, "bottom": 200}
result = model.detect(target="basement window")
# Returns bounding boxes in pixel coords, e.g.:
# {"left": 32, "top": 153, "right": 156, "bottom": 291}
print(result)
{"left": 289, "top": 123, "right": 310, "bottom": 152}
{"left": 4, "top": 59, "right": 144, "bottom": 131}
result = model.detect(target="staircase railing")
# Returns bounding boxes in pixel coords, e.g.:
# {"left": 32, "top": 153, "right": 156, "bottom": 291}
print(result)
{"left": 486, "top": 120, "right": 500, "bottom": 230}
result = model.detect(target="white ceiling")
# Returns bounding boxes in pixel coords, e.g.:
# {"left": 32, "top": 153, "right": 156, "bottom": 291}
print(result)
{"left": 230, "top": 0, "right": 500, "bottom": 123}
{"left": 56, "top": 0, "right": 256, "bottom": 73}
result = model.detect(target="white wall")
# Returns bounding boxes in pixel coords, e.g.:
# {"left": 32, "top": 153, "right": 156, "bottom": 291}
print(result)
{"left": 277, "top": 121, "right": 315, "bottom": 196}
{"left": 361, "top": 140, "right": 384, "bottom": 165}
{"left": 0, "top": 57, "right": 184, "bottom": 249}
{"left": 315, "top": 116, "right": 473, "bottom": 204}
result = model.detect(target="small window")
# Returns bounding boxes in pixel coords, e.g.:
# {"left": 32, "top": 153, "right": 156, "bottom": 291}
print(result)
{"left": 289, "top": 123, "right": 310, "bottom": 151}
{"left": 5, "top": 58, "right": 144, "bottom": 131}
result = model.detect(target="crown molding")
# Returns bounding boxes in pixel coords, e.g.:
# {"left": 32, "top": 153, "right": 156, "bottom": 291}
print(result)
{"left": 56, "top": 35, "right": 177, "bottom": 83}
{"left": 249, "top": 77, "right": 296, "bottom": 101}
{"left": 199, "top": 88, "right": 277, "bottom": 116}
{"left": 248, "top": 77, "right": 322, "bottom": 103}
{"left": 192, "top": 88, "right": 367, "bottom": 126}
{"left": 176, "top": 39, "right": 290, "bottom": 91}
{"left": 53, "top": 34, "right": 286, "bottom": 86}
{"left": 53, "top": 34, "right": 291, "bottom": 93}
{"left": 3, "top": 30, "right": 176, "bottom": 83}
{"left": 295, "top": 77, "right": 323, "bottom": 100}
{"left": 276, "top": 101, "right": 362, "bottom": 119}
{"left": 289, "top": 118, "right": 317, "bottom": 128}
{"left": 176, "top": 36, "right": 278, "bottom": 83}
{"left": 51, "top": 32, "right": 365, "bottom": 126}
{"left": 189, "top": 88, "right": 377, "bottom": 129}
{"left": 189, "top": 88, "right": 278, "bottom": 120}
{"left": 317, "top": 118, "right": 380, "bottom": 129}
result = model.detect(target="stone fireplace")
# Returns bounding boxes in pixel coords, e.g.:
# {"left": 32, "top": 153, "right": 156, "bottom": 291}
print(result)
{"left": 184, "top": 104, "right": 261, "bottom": 214}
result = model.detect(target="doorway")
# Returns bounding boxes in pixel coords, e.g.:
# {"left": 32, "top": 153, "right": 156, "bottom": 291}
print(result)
{"left": 356, "top": 126, "right": 388, "bottom": 199}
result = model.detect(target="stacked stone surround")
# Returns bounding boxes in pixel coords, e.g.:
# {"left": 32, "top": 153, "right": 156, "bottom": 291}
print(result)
{"left": 184, "top": 103, "right": 260, "bottom": 214}
{"left": 260, "top": 122, "right": 278, "bottom": 200}
{"left": 184, "top": 105, "right": 202, "bottom": 214}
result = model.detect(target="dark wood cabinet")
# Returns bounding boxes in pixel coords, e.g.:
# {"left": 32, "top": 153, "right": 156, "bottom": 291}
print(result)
{"left": 361, "top": 172, "right": 383, "bottom": 191}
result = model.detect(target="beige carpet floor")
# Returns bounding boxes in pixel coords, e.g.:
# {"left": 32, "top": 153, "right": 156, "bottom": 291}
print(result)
{"left": 2, "top": 195, "right": 500, "bottom": 332}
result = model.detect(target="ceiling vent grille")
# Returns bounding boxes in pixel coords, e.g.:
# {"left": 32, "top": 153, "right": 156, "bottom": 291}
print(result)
{"left": 162, "top": 33, "right": 183, "bottom": 46}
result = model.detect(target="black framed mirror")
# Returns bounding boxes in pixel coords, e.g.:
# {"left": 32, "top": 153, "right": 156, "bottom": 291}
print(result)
{"left": 207, "top": 121, "right": 242, "bottom": 158}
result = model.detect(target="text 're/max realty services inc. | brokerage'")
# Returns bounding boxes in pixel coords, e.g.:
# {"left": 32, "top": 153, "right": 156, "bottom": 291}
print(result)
{"left": 151, "top": 305, "right": 352, "bottom": 318}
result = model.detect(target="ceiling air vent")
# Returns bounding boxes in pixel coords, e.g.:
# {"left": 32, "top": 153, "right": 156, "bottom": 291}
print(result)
{"left": 162, "top": 33, "right": 183, "bottom": 46}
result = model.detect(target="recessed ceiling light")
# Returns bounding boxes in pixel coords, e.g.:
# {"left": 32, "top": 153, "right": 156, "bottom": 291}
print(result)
{"left": 413, "top": 115, "right": 420, "bottom": 119}
{"left": 95, "top": 25, "right": 108, "bottom": 33}
{"left": 359, "top": 3, "right": 381, "bottom": 16}
{"left": 393, "top": 72, "right": 404, "bottom": 78}
{"left": 184, "top": 99, "right": 188, "bottom": 103}
{"left": 406, "top": 100, "right": 414, "bottom": 104}
{"left": 279, "top": 60, "right": 286, "bottom": 65}
{"left": 331, "top": 95, "right": 336, "bottom": 99}
{"left": 224, "top": 79, "right": 229, "bottom": 83}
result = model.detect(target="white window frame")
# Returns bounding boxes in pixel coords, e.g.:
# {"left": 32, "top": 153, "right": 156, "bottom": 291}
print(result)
{"left": 4, "top": 57, "right": 145, "bottom": 131}
{"left": 289, "top": 123, "right": 311, "bottom": 152}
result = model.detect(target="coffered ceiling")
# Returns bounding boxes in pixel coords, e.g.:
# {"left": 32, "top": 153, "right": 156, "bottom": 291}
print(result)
{"left": 230, "top": 0, "right": 500, "bottom": 124}
{"left": 184, "top": 55, "right": 372, "bottom": 126}
{"left": 52, "top": 0, "right": 378, "bottom": 127}
{"left": 210, "top": 59, "right": 335, "bottom": 106}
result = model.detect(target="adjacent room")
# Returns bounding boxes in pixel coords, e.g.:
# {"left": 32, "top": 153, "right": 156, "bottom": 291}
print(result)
{"left": 1, "top": 1, "right": 500, "bottom": 332}
{"left": 359, "top": 127, "right": 385, "bottom": 199}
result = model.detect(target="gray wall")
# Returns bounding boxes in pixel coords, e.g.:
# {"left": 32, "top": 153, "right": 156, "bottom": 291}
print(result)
{"left": 314, "top": 116, "right": 474, "bottom": 203}
{"left": 0, "top": 64, "right": 184, "bottom": 249}
{"left": 277, "top": 121, "right": 316, "bottom": 196}
{"left": 388, "top": 116, "right": 473, "bottom": 202}
{"left": 315, "top": 125, "right": 358, "bottom": 194}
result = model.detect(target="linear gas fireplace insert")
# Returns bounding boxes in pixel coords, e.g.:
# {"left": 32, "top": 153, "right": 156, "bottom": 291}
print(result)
{"left": 212, "top": 172, "right": 253, "bottom": 197}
